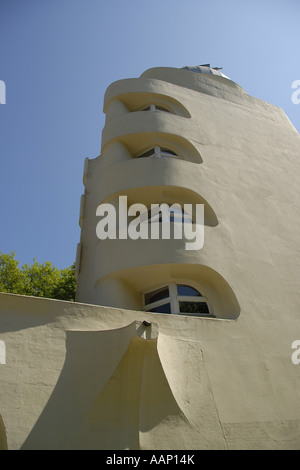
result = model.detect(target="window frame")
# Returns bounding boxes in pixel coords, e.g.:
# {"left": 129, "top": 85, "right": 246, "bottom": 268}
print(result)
{"left": 136, "top": 145, "right": 180, "bottom": 160}
{"left": 139, "top": 103, "right": 172, "bottom": 113}
{"left": 140, "top": 206, "right": 193, "bottom": 224}
{"left": 143, "top": 282, "right": 212, "bottom": 317}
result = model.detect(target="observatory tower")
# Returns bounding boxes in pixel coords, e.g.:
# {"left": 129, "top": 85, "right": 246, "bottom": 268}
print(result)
{"left": 1, "top": 65, "right": 300, "bottom": 450}
{"left": 75, "top": 65, "right": 250, "bottom": 319}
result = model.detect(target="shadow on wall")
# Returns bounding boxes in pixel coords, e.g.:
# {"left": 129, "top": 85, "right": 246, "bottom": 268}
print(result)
{"left": 0, "top": 414, "right": 8, "bottom": 450}
{"left": 21, "top": 323, "right": 186, "bottom": 450}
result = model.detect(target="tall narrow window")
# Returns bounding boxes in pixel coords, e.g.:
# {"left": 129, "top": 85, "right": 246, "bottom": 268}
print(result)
{"left": 143, "top": 283, "right": 212, "bottom": 317}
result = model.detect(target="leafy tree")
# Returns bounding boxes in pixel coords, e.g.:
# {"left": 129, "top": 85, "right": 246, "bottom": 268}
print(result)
{"left": 0, "top": 251, "right": 24, "bottom": 294}
{"left": 0, "top": 252, "right": 76, "bottom": 301}
{"left": 51, "top": 263, "right": 77, "bottom": 301}
{"left": 21, "top": 259, "right": 60, "bottom": 298}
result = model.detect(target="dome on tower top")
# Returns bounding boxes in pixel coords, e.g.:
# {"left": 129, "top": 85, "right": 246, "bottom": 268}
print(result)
{"left": 181, "top": 64, "right": 230, "bottom": 80}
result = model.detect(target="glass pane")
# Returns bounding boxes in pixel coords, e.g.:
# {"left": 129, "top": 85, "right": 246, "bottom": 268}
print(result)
{"left": 155, "top": 207, "right": 184, "bottom": 223}
{"left": 179, "top": 301, "right": 210, "bottom": 314}
{"left": 147, "top": 209, "right": 160, "bottom": 223}
{"left": 169, "top": 207, "right": 183, "bottom": 222}
{"left": 155, "top": 106, "right": 170, "bottom": 113}
{"left": 183, "top": 212, "right": 193, "bottom": 223}
{"left": 170, "top": 207, "right": 184, "bottom": 215}
{"left": 160, "top": 148, "right": 178, "bottom": 157}
{"left": 137, "top": 148, "right": 155, "bottom": 158}
{"left": 145, "top": 286, "right": 169, "bottom": 305}
{"left": 148, "top": 303, "right": 171, "bottom": 314}
{"left": 177, "top": 285, "right": 201, "bottom": 296}
{"left": 170, "top": 211, "right": 192, "bottom": 223}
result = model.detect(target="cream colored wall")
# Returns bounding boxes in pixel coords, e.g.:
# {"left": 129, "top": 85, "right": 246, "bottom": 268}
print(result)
{"left": 76, "top": 67, "right": 300, "bottom": 324}
{"left": 1, "top": 291, "right": 300, "bottom": 450}
{"left": 1, "top": 67, "right": 300, "bottom": 450}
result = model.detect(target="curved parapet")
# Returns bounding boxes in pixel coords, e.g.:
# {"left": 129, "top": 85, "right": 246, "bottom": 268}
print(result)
{"left": 140, "top": 67, "right": 247, "bottom": 101}
{"left": 21, "top": 321, "right": 228, "bottom": 449}
{"left": 95, "top": 263, "right": 240, "bottom": 320}
{"left": 156, "top": 332, "right": 226, "bottom": 447}
{"left": 98, "top": 138, "right": 203, "bottom": 194}
{"left": 95, "top": 185, "right": 218, "bottom": 226}
{"left": 104, "top": 77, "right": 192, "bottom": 119}
{"left": 104, "top": 91, "right": 191, "bottom": 124}
{"left": 101, "top": 112, "right": 200, "bottom": 155}
{"left": 21, "top": 322, "right": 186, "bottom": 449}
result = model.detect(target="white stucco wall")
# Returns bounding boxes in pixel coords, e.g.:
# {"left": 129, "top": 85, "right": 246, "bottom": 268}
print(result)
{"left": 1, "top": 67, "right": 300, "bottom": 450}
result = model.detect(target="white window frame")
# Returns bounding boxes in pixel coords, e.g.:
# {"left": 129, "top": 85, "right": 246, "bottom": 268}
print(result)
{"left": 136, "top": 145, "right": 180, "bottom": 159}
{"left": 140, "top": 103, "right": 172, "bottom": 113}
{"left": 138, "top": 206, "right": 193, "bottom": 224}
{"left": 143, "top": 283, "right": 212, "bottom": 317}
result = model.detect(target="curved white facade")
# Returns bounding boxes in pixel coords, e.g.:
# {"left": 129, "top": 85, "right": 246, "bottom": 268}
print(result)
{"left": 1, "top": 65, "right": 300, "bottom": 450}
{"left": 76, "top": 65, "right": 299, "bottom": 323}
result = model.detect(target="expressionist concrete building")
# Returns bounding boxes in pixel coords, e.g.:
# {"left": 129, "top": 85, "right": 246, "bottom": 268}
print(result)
{"left": 0, "top": 65, "right": 300, "bottom": 450}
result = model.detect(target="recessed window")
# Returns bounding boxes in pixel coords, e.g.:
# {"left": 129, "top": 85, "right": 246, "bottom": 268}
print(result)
{"left": 144, "top": 206, "right": 193, "bottom": 224}
{"left": 143, "top": 283, "right": 213, "bottom": 317}
{"left": 136, "top": 145, "right": 180, "bottom": 159}
{"left": 140, "top": 104, "right": 171, "bottom": 113}
{"left": 136, "top": 148, "right": 156, "bottom": 159}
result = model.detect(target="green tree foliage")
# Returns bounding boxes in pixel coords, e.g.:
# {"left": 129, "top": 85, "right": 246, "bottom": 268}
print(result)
{"left": 0, "top": 252, "right": 76, "bottom": 301}
{"left": 0, "top": 252, "right": 24, "bottom": 294}
{"left": 51, "top": 263, "right": 77, "bottom": 302}
{"left": 21, "top": 259, "right": 60, "bottom": 298}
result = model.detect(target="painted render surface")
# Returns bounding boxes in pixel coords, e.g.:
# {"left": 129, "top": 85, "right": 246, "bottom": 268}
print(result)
{"left": 1, "top": 292, "right": 300, "bottom": 450}
{"left": 0, "top": 66, "right": 300, "bottom": 450}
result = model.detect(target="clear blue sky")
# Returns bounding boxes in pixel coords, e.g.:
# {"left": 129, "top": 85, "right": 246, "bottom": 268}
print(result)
{"left": 0, "top": 0, "right": 299, "bottom": 269}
